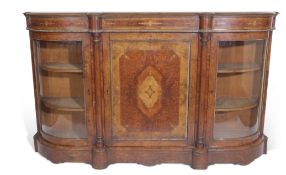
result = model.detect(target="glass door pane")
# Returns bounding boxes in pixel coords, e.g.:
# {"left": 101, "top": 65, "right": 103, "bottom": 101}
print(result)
{"left": 214, "top": 40, "right": 265, "bottom": 140}
{"left": 36, "top": 41, "right": 87, "bottom": 139}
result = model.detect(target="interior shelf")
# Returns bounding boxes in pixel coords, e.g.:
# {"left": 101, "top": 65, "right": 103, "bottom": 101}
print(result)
{"left": 217, "top": 63, "right": 261, "bottom": 74}
{"left": 40, "top": 63, "right": 83, "bottom": 73}
{"left": 41, "top": 97, "right": 85, "bottom": 112}
{"left": 216, "top": 97, "right": 258, "bottom": 112}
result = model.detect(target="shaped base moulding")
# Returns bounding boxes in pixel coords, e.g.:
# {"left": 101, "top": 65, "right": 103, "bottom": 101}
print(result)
{"left": 34, "top": 132, "right": 267, "bottom": 169}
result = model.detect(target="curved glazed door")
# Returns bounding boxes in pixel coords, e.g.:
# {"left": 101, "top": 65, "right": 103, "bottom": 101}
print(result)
{"left": 102, "top": 33, "right": 198, "bottom": 146}
{"left": 207, "top": 32, "right": 269, "bottom": 146}
{"left": 30, "top": 33, "right": 93, "bottom": 145}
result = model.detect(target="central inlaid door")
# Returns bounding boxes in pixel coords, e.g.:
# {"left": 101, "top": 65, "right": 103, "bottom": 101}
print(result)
{"left": 102, "top": 33, "right": 198, "bottom": 146}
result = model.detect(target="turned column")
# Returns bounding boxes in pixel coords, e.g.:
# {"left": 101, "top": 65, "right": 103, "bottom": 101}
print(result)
{"left": 192, "top": 14, "right": 213, "bottom": 169}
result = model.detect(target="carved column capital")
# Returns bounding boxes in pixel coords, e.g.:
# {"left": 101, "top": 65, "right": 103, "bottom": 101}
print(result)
{"left": 200, "top": 33, "right": 210, "bottom": 46}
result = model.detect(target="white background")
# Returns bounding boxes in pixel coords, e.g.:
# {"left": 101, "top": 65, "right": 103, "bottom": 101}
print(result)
{"left": 0, "top": 0, "right": 285, "bottom": 174}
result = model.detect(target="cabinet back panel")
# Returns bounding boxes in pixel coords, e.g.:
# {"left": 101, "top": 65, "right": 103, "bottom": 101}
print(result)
{"left": 216, "top": 71, "right": 261, "bottom": 99}
{"left": 39, "top": 72, "right": 84, "bottom": 97}
{"left": 218, "top": 40, "right": 265, "bottom": 65}
{"left": 38, "top": 41, "right": 82, "bottom": 64}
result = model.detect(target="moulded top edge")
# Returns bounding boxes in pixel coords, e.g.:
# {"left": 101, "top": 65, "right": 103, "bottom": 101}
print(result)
{"left": 23, "top": 12, "right": 279, "bottom": 17}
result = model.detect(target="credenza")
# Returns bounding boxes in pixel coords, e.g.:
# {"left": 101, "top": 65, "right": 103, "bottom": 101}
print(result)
{"left": 24, "top": 12, "right": 278, "bottom": 169}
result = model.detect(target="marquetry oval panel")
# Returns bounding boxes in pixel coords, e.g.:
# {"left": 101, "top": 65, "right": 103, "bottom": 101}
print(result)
{"left": 137, "top": 65, "right": 163, "bottom": 117}
{"left": 105, "top": 33, "right": 197, "bottom": 143}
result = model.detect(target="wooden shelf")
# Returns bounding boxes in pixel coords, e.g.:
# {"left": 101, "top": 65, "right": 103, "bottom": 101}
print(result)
{"left": 216, "top": 98, "right": 258, "bottom": 112}
{"left": 217, "top": 63, "right": 261, "bottom": 74}
{"left": 41, "top": 63, "right": 83, "bottom": 73}
{"left": 42, "top": 97, "right": 85, "bottom": 112}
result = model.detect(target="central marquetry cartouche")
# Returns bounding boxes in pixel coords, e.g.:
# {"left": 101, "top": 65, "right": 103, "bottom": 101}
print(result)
{"left": 137, "top": 65, "right": 163, "bottom": 117}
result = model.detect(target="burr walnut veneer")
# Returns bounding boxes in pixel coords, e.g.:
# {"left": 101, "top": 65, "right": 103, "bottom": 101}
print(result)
{"left": 25, "top": 12, "right": 277, "bottom": 169}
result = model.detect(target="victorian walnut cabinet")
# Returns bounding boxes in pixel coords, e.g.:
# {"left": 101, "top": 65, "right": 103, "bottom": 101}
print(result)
{"left": 24, "top": 12, "right": 278, "bottom": 169}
